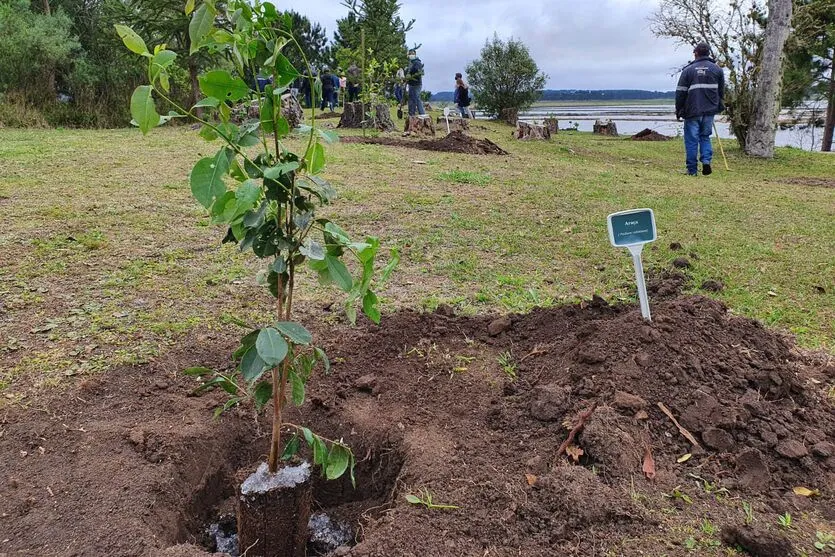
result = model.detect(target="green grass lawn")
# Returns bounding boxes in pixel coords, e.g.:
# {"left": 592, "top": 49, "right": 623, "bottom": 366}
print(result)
{"left": 0, "top": 119, "right": 833, "bottom": 398}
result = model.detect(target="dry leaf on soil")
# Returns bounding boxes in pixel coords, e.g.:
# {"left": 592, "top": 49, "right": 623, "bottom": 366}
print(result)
{"left": 525, "top": 473, "right": 538, "bottom": 486}
{"left": 642, "top": 445, "right": 656, "bottom": 480}
{"left": 566, "top": 444, "right": 584, "bottom": 463}
{"left": 792, "top": 486, "right": 820, "bottom": 497}
{"left": 677, "top": 453, "right": 692, "bottom": 463}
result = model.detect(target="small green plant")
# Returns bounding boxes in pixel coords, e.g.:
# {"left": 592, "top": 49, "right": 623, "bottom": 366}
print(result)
{"left": 814, "top": 531, "right": 835, "bottom": 551}
{"left": 116, "top": 0, "right": 398, "bottom": 481}
{"left": 777, "top": 512, "right": 793, "bottom": 529}
{"left": 683, "top": 536, "right": 697, "bottom": 550}
{"left": 663, "top": 485, "right": 693, "bottom": 504}
{"left": 497, "top": 350, "right": 517, "bottom": 379}
{"left": 405, "top": 487, "right": 459, "bottom": 510}
{"left": 700, "top": 518, "right": 717, "bottom": 536}
{"left": 742, "top": 501, "right": 755, "bottom": 525}
{"left": 438, "top": 170, "right": 492, "bottom": 186}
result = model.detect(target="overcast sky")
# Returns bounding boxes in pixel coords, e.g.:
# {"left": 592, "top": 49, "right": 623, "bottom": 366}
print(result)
{"left": 273, "top": 0, "right": 693, "bottom": 92}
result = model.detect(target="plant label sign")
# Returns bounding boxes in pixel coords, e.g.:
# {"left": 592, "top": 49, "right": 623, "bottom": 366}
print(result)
{"left": 607, "top": 208, "right": 657, "bottom": 321}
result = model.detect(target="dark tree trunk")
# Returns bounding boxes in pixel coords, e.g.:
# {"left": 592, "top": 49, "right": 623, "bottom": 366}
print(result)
{"left": 42, "top": 0, "right": 56, "bottom": 100}
{"left": 374, "top": 103, "right": 395, "bottom": 131}
{"left": 338, "top": 102, "right": 364, "bottom": 128}
{"left": 236, "top": 463, "right": 312, "bottom": 557}
{"left": 281, "top": 94, "right": 304, "bottom": 129}
{"left": 339, "top": 101, "right": 395, "bottom": 131}
{"left": 822, "top": 58, "right": 834, "bottom": 152}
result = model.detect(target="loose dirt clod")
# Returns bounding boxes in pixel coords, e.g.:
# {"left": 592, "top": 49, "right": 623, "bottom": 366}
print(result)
{"left": 632, "top": 128, "right": 673, "bottom": 141}
{"left": 341, "top": 131, "right": 509, "bottom": 155}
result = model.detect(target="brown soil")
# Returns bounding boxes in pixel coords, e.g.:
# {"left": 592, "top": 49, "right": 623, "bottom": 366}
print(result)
{"left": 341, "top": 131, "right": 509, "bottom": 155}
{"left": 632, "top": 128, "right": 673, "bottom": 141}
{"left": 2, "top": 292, "right": 834, "bottom": 556}
{"left": 782, "top": 177, "right": 835, "bottom": 189}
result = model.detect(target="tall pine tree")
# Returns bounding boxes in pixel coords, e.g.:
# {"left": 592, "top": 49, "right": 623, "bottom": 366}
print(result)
{"left": 333, "top": 0, "right": 413, "bottom": 68}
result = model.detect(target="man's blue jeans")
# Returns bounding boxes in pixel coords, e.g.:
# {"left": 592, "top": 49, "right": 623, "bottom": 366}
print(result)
{"left": 408, "top": 84, "right": 425, "bottom": 116}
{"left": 684, "top": 115, "right": 714, "bottom": 175}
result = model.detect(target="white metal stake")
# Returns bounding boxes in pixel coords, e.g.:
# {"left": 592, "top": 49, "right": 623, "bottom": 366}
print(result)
{"left": 628, "top": 244, "right": 651, "bottom": 321}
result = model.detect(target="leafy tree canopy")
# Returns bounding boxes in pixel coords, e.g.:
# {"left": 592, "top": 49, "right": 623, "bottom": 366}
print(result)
{"left": 466, "top": 35, "right": 547, "bottom": 118}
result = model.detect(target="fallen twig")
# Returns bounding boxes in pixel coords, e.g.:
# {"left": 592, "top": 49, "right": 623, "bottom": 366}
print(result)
{"left": 556, "top": 402, "right": 598, "bottom": 458}
{"left": 657, "top": 402, "right": 702, "bottom": 449}
{"left": 520, "top": 344, "right": 550, "bottom": 363}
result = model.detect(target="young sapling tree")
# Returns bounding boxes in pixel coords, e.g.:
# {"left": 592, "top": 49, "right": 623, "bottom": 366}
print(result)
{"left": 116, "top": 2, "right": 397, "bottom": 551}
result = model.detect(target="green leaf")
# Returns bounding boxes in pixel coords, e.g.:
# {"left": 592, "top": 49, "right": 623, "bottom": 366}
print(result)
{"left": 193, "top": 97, "right": 220, "bottom": 109}
{"left": 317, "top": 128, "right": 339, "bottom": 144}
{"left": 260, "top": 95, "right": 274, "bottom": 133}
{"left": 183, "top": 366, "right": 213, "bottom": 376}
{"left": 189, "top": 3, "right": 214, "bottom": 54}
{"left": 274, "top": 53, "right": 300, "bottom": 87}
{"left": 298, "top": 176, "right": 336, "bottom": 203}
{"left": 114, "top": 24, "right": 149, "bottom": 55}
{"left": 213, "top": 397, "right": 241, "bottom": 418}
{"left": 324, "top": 222, "right": 350, "bottom": 244}
{"left": 300, "top": 239, "right": 325, "bottom": 261}
{"left": 314, "top": 347, "right": 330, "bottom": 373}
{"left": 198, "top": 70, "right": 249, "bottom": 102}
{"left": 276, "top": 116, "right": 290, "bottom": 138}
{"left": 263, "top": 162, "right": 299, "bottom": 180}
{"left": 274, "top": 322, "right": 312, "bottom": 345}
{"left": 130, "top": 86, "right": 160, "bottom": 135}
{"left": 256, "top": 327, "right": 288, "bottom": 366}
{"left": 281, "top": 435, "right": 301, "bottom": 460}
{"left": 192, "top": 375, "right": 238, "bottom": 395}
{"left": 405, "top": 494, "right": 422, "bottom": 504}
{"left": 312, "top": 436, "right": 329, "bottom": 467}
{"left": 326, "top": 445, "right": 350, "bottom": 480}
{"left": 233, "top": 329, "right": 260, "bottom": 360}
{"left": 253, "top": 381, "right": 272, "bottom": 410}
{"left": 326, "top": 255, "right": 353, "bottom": 292}
{"left": 240, "top": 345, "right": 268, "bottom": 382}
{"left": 363, "top": 290, "right": 381, "bottom": 324}
{"left": 235, "top": 179, "right": 261, "bottom": 207}
{"left": 381, "top": 248, "right": 400, "bottom": 283}
{"left": 289, "top": 371, "right": 305, "bottom": 406}
{"left": 198, "top": 124, "right": 218, "bottom": 141}
{"left": 301, "top": 427, "right": 314, "bottom": 445}
{"left": 184, "top": 0, "right": 195, "bottom": 15}
{"left": 190, "top": 150, "right": 229, "bottom": 209}
{"left": 307, "top": 142, "right": 325, "bottom": 174}
{"left": 150, "top": 49, "right": 177, "bottom": 86}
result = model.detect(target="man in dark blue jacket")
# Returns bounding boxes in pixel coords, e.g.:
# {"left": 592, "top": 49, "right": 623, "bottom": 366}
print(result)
{"left": 676, "top": 42, "right": 725, "bottom": 175}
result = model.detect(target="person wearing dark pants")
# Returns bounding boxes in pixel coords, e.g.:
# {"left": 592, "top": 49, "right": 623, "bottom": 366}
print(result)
{"left": 675, "top": 42, "right": 725, "bottom": 176}
{"left": 405, "top": 49, "right": 425, "bottom": 117}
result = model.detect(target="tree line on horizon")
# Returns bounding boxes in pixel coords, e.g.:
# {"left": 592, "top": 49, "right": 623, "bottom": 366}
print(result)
{"left": 431, "top": 89, "right": 677, "bottom": 102}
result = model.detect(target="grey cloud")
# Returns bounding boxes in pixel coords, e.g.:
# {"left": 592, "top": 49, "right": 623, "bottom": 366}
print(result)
{"left": 276, "top": 0, "right": 691, "bottom": 92}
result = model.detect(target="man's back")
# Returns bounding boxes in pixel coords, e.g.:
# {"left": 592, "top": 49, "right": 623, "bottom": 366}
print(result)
{"left": 676, "top": 57, "right": 724, "bottom": 119}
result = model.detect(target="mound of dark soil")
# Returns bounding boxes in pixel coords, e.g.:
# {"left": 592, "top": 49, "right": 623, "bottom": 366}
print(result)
{"left": 341, "top": 131, "right": 509, "bottom": 155}
{"left": 1, "top": 294, "right": 833, "bottom": 556}
{"left": 632, "top": 128, "right": 673, "bottom": 141}
{"left": 315, "top": 111, "right": 343, "bottom": 120}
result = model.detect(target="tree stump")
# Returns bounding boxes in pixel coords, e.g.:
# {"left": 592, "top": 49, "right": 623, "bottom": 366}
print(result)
{"left": 593, "top": 119, "right": 618, "bottom": 136}
{"left": 404, "top": 115, "right": 436, "bottom": 136}
{"left": 236, "top": 462, "right": 312, "bottom": 557}
{"left": 280, "top": 94, "right": 304, "bottom": 130}
{"left": 500, "top": 108, "right": 518, "bottom": 126}
{"left": 339, "top": 101, "right": 395, "bottom": 131}
{"left": 338, "top": 101, "right": 364, "bottom": 128}
{"left": 515, "top": 121, "right": 551, "bottom": 140}
{"left": 544, "top": 117, "right": 559, "bottom": 135}
{"left": 436, "top": 115, "right": 470, "bottom": 132}
{"left": 373, "top": 103, "right": 395, "bottom": 131}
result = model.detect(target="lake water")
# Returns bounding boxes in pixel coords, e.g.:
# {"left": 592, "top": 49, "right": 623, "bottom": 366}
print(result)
{"left": 471, "top": 103, "right": 829, "bottom": 151}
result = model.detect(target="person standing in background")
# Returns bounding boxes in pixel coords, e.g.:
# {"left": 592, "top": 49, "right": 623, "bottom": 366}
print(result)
{"left": 454, "top": 73, "right": 471, "bottom": 118}
{"left": 675, "top": 42, "right": 725, "bottom": 176}
{"left": 405, "top": 49, "right": 425, "bottom": 116}
{"left": 347, "top": 63, "right": 361, "bottom": 102}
